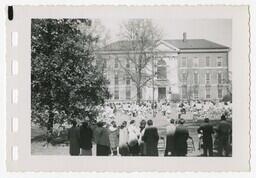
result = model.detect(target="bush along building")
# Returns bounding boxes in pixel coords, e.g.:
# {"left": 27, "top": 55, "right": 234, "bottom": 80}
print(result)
{"left": 95, "top": 33, "right": 231, "bottom": 102}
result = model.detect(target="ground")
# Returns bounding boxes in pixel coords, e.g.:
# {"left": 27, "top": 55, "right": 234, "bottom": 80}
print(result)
{"left": 31, "top": 111, "right": 225, "bottom": 156}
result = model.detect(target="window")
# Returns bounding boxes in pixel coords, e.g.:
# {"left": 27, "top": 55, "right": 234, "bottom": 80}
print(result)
{"left": 217, "top": 57, "right": 222, "bottom": 67}
{"left": 218, "top": 72, "right": 222, "bottom": 84}
{"left": 194, "top": 86, "right": 199, "bottom": 99}
{"left": 206, "top": 56, "right": 210, "bottom": 67}
{"left": 193, "top": 57, "right": 199, "bottom": 67}
{"left": 205, "top": 72, "right": 210, "bottom": 84}
{"left": 182, "top": 72, "right": 187, "bottom": 82}
{"left": 114, "top": 86, "right": 119, "bottom": 100}
{"left": 114, "top": 73, "right": 119, "bottom": 85}
{"left": 126, "top": 75, "right": 130, "bottom": 85}
{"left": 157, "top": 59, "right": 167, "bottom": 79}
{"left": 126, "top": 86, "right": 131, "bottom": 99}
{"left": 194, "top": 71, "right": 199, "bottom": 84}
{"left": 126, "top": 59, "right": 130, "bottom": 68}
{"left": 206, "top": 86, "right": 211, "bottom": 99}
{"left": 114, "top": 57, "right": 119, "bottom": 68}
{"left": 218, "top": 87, "right": 223, "bottom": 99}
{"left": 181, "top": 57, "right": 187, "bottom": 67}
{"left": 182, "top": 85, "right": 187, "bottom": 99}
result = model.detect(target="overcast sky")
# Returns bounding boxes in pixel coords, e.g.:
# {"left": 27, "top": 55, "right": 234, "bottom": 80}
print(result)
{"left": 100, "top": 19, "right": 232, "bottom": 48}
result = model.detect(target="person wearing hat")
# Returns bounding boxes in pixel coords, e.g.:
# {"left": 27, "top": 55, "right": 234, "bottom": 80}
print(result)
{"left": 142, "top": 119, "right": 159, "bottom": 156}
{"left": 94, "top": 121, "right": 111, "bottom": 156}
{"left": 68, "top": 120, "right": 80, "bottom": 156}
{"left": 165, "top": 119, "right": 176, "bottom": 156}
{"left": 215, "top": 114, "right": 232, "bottom": 156}
{"left": 197, "top": 118, "right": 214, "bottom": 156}
{"left": 173, "top": 118, "right": 189, "bottom": 156}
{"left": 79, "top": 121, "right": 93, "bottom": 155}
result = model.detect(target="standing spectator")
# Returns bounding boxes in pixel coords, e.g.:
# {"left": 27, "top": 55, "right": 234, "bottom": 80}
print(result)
{"left": 174, "top": 119, "right": 189, "bottom": 156}
{"left": 109, "top": 121, "right": 119, "bottom": 155}
{"left": 138, "top": 119, "right": 147, "bottom": 156}
{"left": 79, "top": 121, "right": 93, "bottom": 155}
{"left": 68, "top": 120, "right": 80, "bottom": 156}
{"left": 142, "top": 120, "right": 159, "bottom": 156}
{"left": 216, "top": 115, "right": 232, "bottom": 156}
{"left": 118, "top": 121, "right": 129, "bottom": 156}
{"left": 94, "top": 121, "right": 111, "bottom": 156}
{"left": 197, "top": 118, "right": 214, "bottom": 156}
{"left": 165, "top": 119, "right": 176, "bottom": 156}
{"left": 128, "top": 120, "right": 140, "bottom": 156}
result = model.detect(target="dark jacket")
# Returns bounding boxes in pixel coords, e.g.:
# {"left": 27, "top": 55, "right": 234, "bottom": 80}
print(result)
{"left": 79, "top": 125, "right": 93, "bottom": 150}
{"left": 197, "top": 123, "right": 214, "bottom": 145}
{"left": 68, "top": 126, "right": 80, "bottom": 156}
{"left": 174, "top": 125, "right": 189, "bottom": 156}
{"left": 94, "top": 127, "right": 110, "bottom": 147}
{"left": 142, "top": 127, "right": 159, "bottom": 156}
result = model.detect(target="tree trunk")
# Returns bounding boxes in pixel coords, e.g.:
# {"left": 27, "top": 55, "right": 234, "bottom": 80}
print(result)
{"left": 136, "top": 85, "right": 141, "bottom": 104}
{"left": 46, "top": 103, "right": 54, "bottom": 143}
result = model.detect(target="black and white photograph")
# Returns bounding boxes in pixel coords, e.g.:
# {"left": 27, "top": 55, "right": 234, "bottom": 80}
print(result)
{"left": 30, "top": 18, "right": 232, "bottom": 157}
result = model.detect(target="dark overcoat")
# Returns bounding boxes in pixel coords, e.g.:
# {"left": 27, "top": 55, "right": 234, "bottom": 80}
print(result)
{"left": 142, "top": 127, "right": 159, "bottom": 156}
{"left": 68, "top": 126, "right": 80, "bottom": 156}
{"left": 79, "top": 126, "right": 93, "bottom": 150}
{"left": 174, "top": 125, "right": 189, "bottom": 156}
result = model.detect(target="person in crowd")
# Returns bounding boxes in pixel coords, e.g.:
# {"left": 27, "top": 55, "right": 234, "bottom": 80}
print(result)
{"left": 94, "top": 121, "right": 111, "bottom": 156}
{"left": 128, "top": 120, "right": 140, "bottom": 156}
{"left": 174, "top": 119, "right": 189, "bottom": 156}
{"left": 197, "top": 118, "right": 214, "bottom": 156}
{"left": 165, "top": 119, "right": 176, "bottom": 156}
{"left": 138, "top": 119, "right": 147, "bottom": 156}
{"left": 142, "top": 120, "right": 159, "bottom": 156}
{"left": 79, "top": 121, "right": 93, "bottom": 155}
{"left": 68, "top": 120, "right": 80, "bottom": 156}
{"left": 109, "top": 121, "right": 119, "bottom": 155}
{"left": 118, "top": 121, "right": 130, "bottom": 156}
{"left": 215, "top": 114, "right": 232, "bottom": 156}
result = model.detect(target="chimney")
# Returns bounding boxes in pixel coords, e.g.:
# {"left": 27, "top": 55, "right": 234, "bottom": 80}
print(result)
{"left": 183, "top": 32, "right": 187, "bottom": 42}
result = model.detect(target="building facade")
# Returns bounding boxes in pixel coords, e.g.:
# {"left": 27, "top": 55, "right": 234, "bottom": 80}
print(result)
{"left": 96, "top": 35, "right": 230, "bottom": 102}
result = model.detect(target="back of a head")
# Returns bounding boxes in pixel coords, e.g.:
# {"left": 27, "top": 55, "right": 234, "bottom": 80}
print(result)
{"left": 204, "top": 118, "right": 210, "bottom": 123}
{"left": 97, "top": 121, "right": 104, "bottom": 127}
{"left": 147, "top": 119, "right": 153, "bottom": 126}
{"left": 221, "top": 114, "right": 226, "bottom": 121}
{"left": 82, "top": 121, "right": 88, "bottom": 128}
{"left": 71, "top": 120, "right": 77, "bottom": 127}
{"left": 170, "top": 119, "right": 175, "bottom": 124}
{"left": 130, "top": 120, "right": 135, "bottom": 125}
{"left": 179, "top": 119, "right": 185, "bottom": 125}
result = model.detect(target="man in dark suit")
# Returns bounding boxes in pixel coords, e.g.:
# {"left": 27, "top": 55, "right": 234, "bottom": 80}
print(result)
{"left": 174, "top": 119, "right": 189, "bottom": 156}
{"left": 68, "top": 120, "right": 80, "bottom": 156}
{"left": 216, "top": 115, "right": 232, "bottom": 156}
{"left": 142, "top": 120, "right": 159, "bottom": 156}
{"left": 197, "top": 118, "right": 214, "bottom": 156}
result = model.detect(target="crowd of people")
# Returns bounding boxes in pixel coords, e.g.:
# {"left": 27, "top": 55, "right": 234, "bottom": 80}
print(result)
{"left": 67, "top": 103, "right": 232, "bottom": 157}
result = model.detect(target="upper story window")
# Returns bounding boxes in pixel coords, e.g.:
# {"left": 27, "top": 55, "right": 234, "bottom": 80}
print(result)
{"left": 218, "top": 72, "right": 222, "bottom": 84}
{"left": 181, "top": 57, "right": 187, "bottom": 67}
{"left": 205, "top": 72, "right": 210, "bottom": 84}
{"left": 182, "top": 72, "right": 187, "bottom": 82}
{"left": 114, "top": 72, "right": 119, "bottom": 85}
{"left": 206, "top": 56, "right": 210, "bottom": 67}
{"left": 157, "top": 59, "right": 167, "bottom": 79}
{"left": 126, "top": 75, "right": 130, "bottom": 85}
{"left": 194, "top": 71, "right": 199, "bottom": 84}
{"left": 126, "top": 59, "right": 130, "bottom": 68}
{"left": 114, "top": 86, "right": 119, "bottom": 100}
{"left": 114, "top": 57, "right": 119, "bottom": 68}
{"left": 217, "top": 56, "right": 222, "bottom": 67}
{"left": 193, "top": 57, "right": 199, "bottom": 67}
{"left": 206, "top": 86, "right": 211, "bottom": 99}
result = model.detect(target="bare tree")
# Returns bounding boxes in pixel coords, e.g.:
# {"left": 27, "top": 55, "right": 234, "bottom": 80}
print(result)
{"left": 117, "top": 19, "right": 162, "bottom": 103}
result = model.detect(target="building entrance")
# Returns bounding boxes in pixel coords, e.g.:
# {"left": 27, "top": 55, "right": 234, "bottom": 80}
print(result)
{"left": 158, "top": 87, "right": 166, "bottom": 100}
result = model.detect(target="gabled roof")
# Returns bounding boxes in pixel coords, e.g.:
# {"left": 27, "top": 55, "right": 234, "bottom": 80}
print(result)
{"left": 163, "top": 39, "right": 229, "bottom": 50}
{"left": 99, "top": 39, "right": 229, "bottom": 52}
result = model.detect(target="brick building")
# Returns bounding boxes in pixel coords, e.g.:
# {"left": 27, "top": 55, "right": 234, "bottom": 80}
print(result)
{"left": 96, "top": 34, "right": 230, "bottom": 102}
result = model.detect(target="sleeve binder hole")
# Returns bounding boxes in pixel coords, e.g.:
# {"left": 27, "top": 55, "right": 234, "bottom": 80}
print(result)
{"left": 12, "top": 117, "right": 18, "bottom": 133}
{"left": 11, "top": 32, "right": 18, "bottom": 47}
{"left": 12, "top": 89, "right": 18, "bottom": 104}
{"left": 12, "top": 146, "right": 18, "bottom": 161}
{"left": 12, "top": 60, "right": 18, "bottom": 75}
